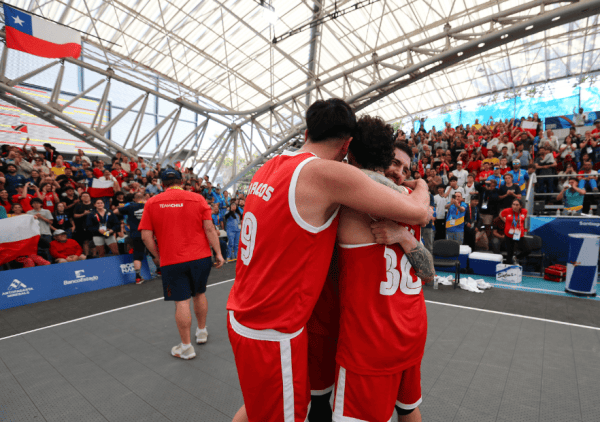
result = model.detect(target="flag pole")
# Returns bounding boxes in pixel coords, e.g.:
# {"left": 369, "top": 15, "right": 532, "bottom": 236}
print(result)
{"left": 0, "top": 1, "right": 121, "bottom": 46}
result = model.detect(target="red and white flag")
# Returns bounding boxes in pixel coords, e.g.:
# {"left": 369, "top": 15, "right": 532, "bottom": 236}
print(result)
{"left": 11, "top": 124, "right": 27, "bottom": 133}
{"left": 0, "top": 215, "right": 40, "bottom": 265}
{"left": 88, "top": 179, "right": 115, "bottom": 198}
{"left": 3, "top": 4, "right": 81, "bottom": 59}
{"left": 521, "top": 121, "right": 538, "bottom": 137}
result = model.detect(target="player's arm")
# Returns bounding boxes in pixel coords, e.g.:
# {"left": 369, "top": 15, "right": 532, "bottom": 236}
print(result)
{"left": 202, "top": 220, "right": 224, "bottom": 268}
{"left": 141, "top": 230, "right": 159, "bottom": 261}
{"left": 313, "top": 161, "right": 431, "bottom": 226}
{"left": 371, "top": 220, "right": 434, "bottom": 283}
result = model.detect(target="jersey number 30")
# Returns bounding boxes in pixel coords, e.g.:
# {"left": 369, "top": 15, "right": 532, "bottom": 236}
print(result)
{"left": 240, "top": 212, "right": 257, "bottom": 265}
{"left": 380, "top": 247, "right": 421, "bottom": 296}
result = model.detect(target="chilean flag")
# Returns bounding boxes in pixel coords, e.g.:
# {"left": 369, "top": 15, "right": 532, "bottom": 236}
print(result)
{"left": 521, "top": 121, "right": 538, "bottom": 137}
{"left": 88, "top": 179, "right": 115, "bottom": 198}
{"left": 3, "top": 4, "right": 81, "bottom": 59}
{"left": 0, "top": 215, "right": 40, "bottom": 265}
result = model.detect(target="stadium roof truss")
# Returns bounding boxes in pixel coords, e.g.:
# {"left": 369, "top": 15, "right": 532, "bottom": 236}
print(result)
{"left": 1, "top": 0, "right": 600, "bottom": 187}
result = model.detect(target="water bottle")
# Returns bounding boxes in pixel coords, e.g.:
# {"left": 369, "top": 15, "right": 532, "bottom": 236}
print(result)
{"left": 556, "top": 208, "right": 560, "bottom": 216}
{"left": 433, "top": 277, "right": 439, "bottom": 290}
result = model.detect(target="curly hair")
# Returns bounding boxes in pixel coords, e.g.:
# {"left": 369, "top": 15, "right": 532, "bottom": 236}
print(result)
{"left": 348, "top": 115, "right": 394, "bottom": 171}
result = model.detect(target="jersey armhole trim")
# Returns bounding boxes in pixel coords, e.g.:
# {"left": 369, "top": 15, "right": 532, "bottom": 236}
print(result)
{"left": 289, "top": 156, "right": 340, "bottom": 234}
{"left": 228, "top": 311, "right": 303, "bottom": 342}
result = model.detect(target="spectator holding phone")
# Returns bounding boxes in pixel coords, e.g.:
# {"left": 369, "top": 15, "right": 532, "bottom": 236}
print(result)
{"left": 86, "top": 198, "right": 120, "bottom": 257}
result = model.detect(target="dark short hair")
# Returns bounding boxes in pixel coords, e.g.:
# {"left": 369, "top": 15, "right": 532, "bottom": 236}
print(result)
{"left": 437, "top": 184, "right": 445, "bottom": 190}
{"left": 30, "top": 197, "right": 43, "bottom": 205}
{"left": 349, "top": 115, "right": 394, "bottom": 171}
{"left": 306, "top": 99, "right": 356, "bottom": 143}
{"left": 449, "top": 176, "right": 458, "bottom": 182}
{"left": 471, "top": 194, "right": 479, "bottom": 201}
{"left": 393, "top": 141, "right": 413, "bottom": 160}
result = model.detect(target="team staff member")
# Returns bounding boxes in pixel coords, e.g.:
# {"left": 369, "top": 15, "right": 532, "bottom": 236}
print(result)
{"left": 228, "top": 99, "right": 432, "bottom": 422}
{"left": 139, "top": 168, "right": 225, "bottom": 360}
{"left": 445, "top": 192, "right": 467, "bottom": 244}
{"left": 500, "top": 199, "right": 529, "bottom": 264}
{"left": 115, "top": 192, "right": 147, "bottom": 284}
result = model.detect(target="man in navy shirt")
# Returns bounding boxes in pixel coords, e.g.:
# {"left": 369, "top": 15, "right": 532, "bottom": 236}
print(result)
{"left": 4, "top": 163, "right": 26, "bottom": 197}
{"left": 115, "top": 192, "right": 147, "bottom": 284}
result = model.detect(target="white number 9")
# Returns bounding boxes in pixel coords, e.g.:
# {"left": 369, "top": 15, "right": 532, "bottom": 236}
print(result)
{"left": 240, "top": 211, "right": 257, "bottom": 265}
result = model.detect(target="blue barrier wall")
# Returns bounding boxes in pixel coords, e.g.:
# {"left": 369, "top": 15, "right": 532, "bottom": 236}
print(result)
{"left": 529, "top": 216, "right": 600, "bottom": 264}
{"left": 0, "top": 255, "right": 151, "bottom": 310}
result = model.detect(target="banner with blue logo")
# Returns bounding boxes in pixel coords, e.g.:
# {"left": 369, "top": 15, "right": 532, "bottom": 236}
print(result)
{"left": 529, "top": 216, "right": 600, "bottom": 264}
{"left": 545, "top": 111, "right": 599, "bottom": 130}
{"left": 0, "top": 255, "right": 151, "bottom": 310}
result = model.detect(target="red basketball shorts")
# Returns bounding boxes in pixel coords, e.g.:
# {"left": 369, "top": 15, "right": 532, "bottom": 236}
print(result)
{"left": 307, "top": 331, "right": 337, "bottom": 395}
{"left": 332, "top": 363, "right": 422, "bottom": 422}
{"left": 227, "top": 311, "right": 311, "bottom": 422}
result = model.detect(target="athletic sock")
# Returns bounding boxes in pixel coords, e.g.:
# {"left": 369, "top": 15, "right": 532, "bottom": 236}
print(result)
{"left": 182, "top": 343, "right": 192, "bottom": 349}
{"left": 308, "top": 392, "right": 332, "bottom": 422}
{"left": 196, "top": 327, "right": 207, "bottom": 334}
{"left": 135, "top": 271, "right": 142, "bottom": 279}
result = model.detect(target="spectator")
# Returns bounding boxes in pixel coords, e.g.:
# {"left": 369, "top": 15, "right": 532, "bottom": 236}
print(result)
{"left": 534, "top": 146, "right": 557, "bottom": 195}
{"left": 11, "top": 183, "right": 35, "bottom": 212}
{"left": 211, "top": 203, "right": 229, "bottom": 260}
{"left": 42, "top": 143, "right": 56, "bottom": 163}
{"left": 557, "top": 177, "right": 585, "bottom": 215}
{"left": 0, "top": 203, "right": 6, "bottom": 219}
{"left": 445, "top": 192, "right": 467, "bottom": 244}
{"left": 444, "top": 176, "right": 464, "bottom": 200}
{"left": 224, "top": 203, "right": 242, "bottom": 261}
{"left": 478, "top": 179, "right": 500, "bottom": 222}
{"left": 433, "top": 184, "right": 448, "bottom": 241}
{"left": 51, "top": 158, "right": 67, "bottom": 177}
{"left": 238, "top": 198, "right": 245, "bottom": 214}
{"left": 0, "top": 189, "right": 12, "bottom": 214}
{"left": 14, "top": 251, "right": 50, "bottom": 268}
{"left": 451, "top": 160, "right": 468, "bottom": 187}
{"left": 37, "top": 182, "right": 59, "bottom": 214}
{"left": 32, "top": 156, "right": 50, "bottom": 175}
{"left": 477, "top": 162, "right": 493, "bottom": 182}
{"left": 8, "top": 203, "right": 24, "bottom": 218}
{"left": 509, "top": 160, "right": 529, "bottom": 191}
{"left": 490, "top": 215, "right": 505, "bottom": 255}
{"left": 51, "top": 202, "right": 75, "bottom": 237}
{"left": 73, "top": 192, "right": 95, "bottom": 257}
{"left": 512, "top": 141, "right": 531, "bottom": 167}
{"left": 487, "top": 166, "right": 505, "bottom": 189}
{"left": 558, "top": 162, "right": 577, "bottom": 189}
{"left": 146, "top": 177, "right": 163, "bottom": 195}
{"left": 62, "top": 186, "right": 79, "bottom": 218}
{"left": 482, "top": 150, "right": 499, "bottom": 167}
{"left": 4, "top": 163, "right": 26, "bottom": 197}
{"left": 27, "top": 169, "right": 43, "bottom": 190}
{"left": 86, "top": 198, "right": 120, "bottom": 258}
{"left": 500, "top": 199, "right": 529, "bottom": 264}
{"left": 27, "top": 197, "right": 53, "bottom": 258}
{"left": 498, "top": 173, "right": 522, "bottom": 210}
{"left": 463, "top": 193, "right": 481, "bottom": 249}
{"left": 50, "top": 229, "right": 86, "bottom": 263}
{"left": 463, "top": 173, "right": 478, "bottom": 203}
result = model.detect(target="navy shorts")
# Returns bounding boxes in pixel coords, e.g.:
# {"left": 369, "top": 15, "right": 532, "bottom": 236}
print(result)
{"left": 131, "top": 237, "right": 146, "bottom": 262}
{"left": 160, "top": 257, "right": 212, "bottom": 301}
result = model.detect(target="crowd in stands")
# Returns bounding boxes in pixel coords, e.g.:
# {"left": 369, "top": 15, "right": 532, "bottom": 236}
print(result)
{"left": 0, "top": 141, "right": 246, "bottom": 270}
{"left": 399, "top": 113, "right": 600, "bottom": 264}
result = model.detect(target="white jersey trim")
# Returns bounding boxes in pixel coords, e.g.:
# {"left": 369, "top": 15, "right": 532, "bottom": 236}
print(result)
{"left": 338, "top": 243, "right": 377, "bottom": 249}
{"left": 311, "top": 385, "right": 334, "bottom": 395}
{"left": 396, "top": 397, "right": 422, "bottom": 410}
{"left": 228, "top": 311, "right": 303, "bottom": 341}
{"left": 289, "top": 156, "right": 340, "bottom": 234}
{"left": 333, "top": 366, "right": 389, "bottom": 422}
{"left": 281, "top": 339, "right": 295, "bottom": 422}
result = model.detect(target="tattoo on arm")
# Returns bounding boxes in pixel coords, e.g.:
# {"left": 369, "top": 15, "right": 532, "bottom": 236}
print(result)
{"left": 404, "top": 241, "right": 435, "bottom": 283}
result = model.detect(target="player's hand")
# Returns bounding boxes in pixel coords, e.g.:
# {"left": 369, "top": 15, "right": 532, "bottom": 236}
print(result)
{"left": 370, "top": 220, "right": 408, "bottom": 245}
{"left": 152, "top": 256, "right": 160, "bottom": 268}
{"left": 401, "top": 180, "right": 418, "bottom": 190}
{"left": 214, "top": 253, "right": 225, "bottom": 269}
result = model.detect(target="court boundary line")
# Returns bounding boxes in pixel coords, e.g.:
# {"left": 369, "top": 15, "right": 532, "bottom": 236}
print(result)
{"left": 2, "top": 280, "right": 599, "bottom": 341}
{"left": 0, "top": 278, "right": 235, "bottom": 342}
{"left": 425, "top": 300, "right": 600, "bottom": 331}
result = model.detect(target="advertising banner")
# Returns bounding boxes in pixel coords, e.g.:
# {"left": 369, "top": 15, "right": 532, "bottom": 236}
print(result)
{"left": 545, "top": 111, "right": 599, "bottom": 130}
{"left": 529, "top": 216, "right": 600, "bottom": 264}
{"left": 0, "top": 255, "right": 151, "bottom": 310}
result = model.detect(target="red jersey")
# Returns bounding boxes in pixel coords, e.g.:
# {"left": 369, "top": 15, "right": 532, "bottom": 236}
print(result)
{"left": 336, "top": 240, "right": 427, "bottom": 376}
{"left": 306, "top": 246, "right": 340, "bottom": 338}
{"left": 227, "top": 151, "right": 340, "bottom": 333}
{"left": 500, "top": 208, "right": 527, "bottom": 239}
{"left": 12, "top": 194, "right": 33, "bottom": 212}
{"left": 111, "top": 169, "right": 127, "bottom": 186}
{"left": 478, "top": 170, "right": 493, "bottom": 182}
{"left": 138, "top": 187, "right": 213, "bottom": 266}
{"left": 42, "top": 192, "right": 56, "bottom": 214}
{"left": 592, "top": 128, "right": 600, "bottom": 139}
{"left": 466, "top": 160, "right": 482, "bottom": 174}
{"left": 93, "top": 168, "right": 104, "bottom": 178}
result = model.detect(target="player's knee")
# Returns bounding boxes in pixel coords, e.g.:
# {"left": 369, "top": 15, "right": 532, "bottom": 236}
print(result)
{"left": 395, "top": 405, "right": 415, "bottom": 416}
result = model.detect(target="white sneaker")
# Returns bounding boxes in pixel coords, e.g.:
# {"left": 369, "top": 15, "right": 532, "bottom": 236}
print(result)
{"left": 171, "top": 343, "right": 196, "bottom": 360}
{"left": 196, "top": 327, "right": 208, "bottom": 344}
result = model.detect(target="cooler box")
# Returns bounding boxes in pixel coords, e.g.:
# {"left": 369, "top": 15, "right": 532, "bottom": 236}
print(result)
{"left": 459, "top": 245, "right": 471, "bottom": 270}
{"left": 565, "top": 233, "right": 599, "bottom": 296}
{"left": 468, "top": 252, "right": 503, "bottom": 276}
